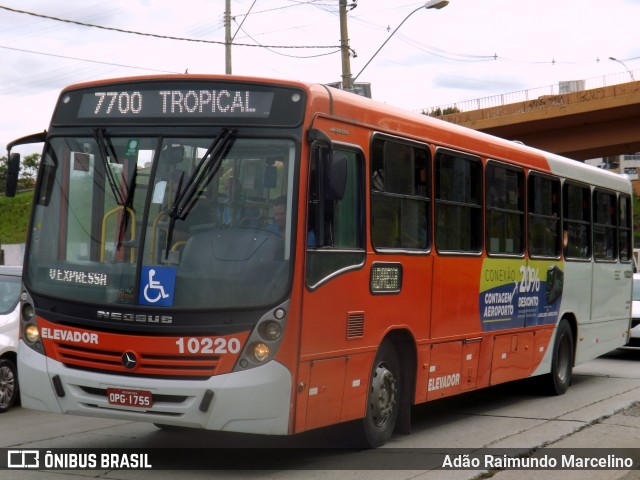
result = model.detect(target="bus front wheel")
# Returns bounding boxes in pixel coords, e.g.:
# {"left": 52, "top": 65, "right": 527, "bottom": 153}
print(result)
{"left": 359, "top": 340, "right": 400, "bottom": 448}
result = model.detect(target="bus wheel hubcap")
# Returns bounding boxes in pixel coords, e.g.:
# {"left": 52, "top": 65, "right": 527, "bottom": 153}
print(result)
{"left": 370, "top": 365, "right": 397, "bottom": 427}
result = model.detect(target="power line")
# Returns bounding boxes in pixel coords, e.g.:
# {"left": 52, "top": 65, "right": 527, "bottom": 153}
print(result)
{"left": 231, "top": 0, "right": 257, "bottom": 43}
{"left": 4, "top": 3, "right": 619, "bottom": 71}
{"left": 233, "top": 21, "right": 341, "bottom": 59}
{"left": 232, "top": 0, "right": 334, "bottom": 18}
{"left": 0, "top": 4, "right": 341, "bottom": 50}
{"left": 393, "top": 31, "right": 621, "bottom": 67}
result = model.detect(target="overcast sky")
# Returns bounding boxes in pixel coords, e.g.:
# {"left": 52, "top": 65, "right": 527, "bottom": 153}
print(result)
{"left": 1, "top": 0, "right": 639, "bottom": 155}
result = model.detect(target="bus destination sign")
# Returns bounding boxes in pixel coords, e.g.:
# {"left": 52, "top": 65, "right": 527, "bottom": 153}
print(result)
{"left": 77, "top": 88, "right": 275, "bottom": 119}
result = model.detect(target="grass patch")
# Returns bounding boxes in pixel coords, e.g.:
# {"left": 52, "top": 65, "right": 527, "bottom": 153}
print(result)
{"left": 0, "top": 191, "right": 33, "bottom": 244}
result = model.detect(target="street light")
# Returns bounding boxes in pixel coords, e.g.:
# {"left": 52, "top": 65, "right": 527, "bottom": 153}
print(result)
{"left": 352, "top": 0, "right": 449, "bottom": 83}
{"left": 609, "top": 56, "right": 635, "bottom": 82}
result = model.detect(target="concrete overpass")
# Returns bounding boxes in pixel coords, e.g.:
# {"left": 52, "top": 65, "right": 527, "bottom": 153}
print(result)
{"left": 429, "top": 72, "right": 640, "bottom": 161}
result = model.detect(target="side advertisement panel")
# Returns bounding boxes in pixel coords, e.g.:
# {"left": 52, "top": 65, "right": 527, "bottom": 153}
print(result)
{"left": 480, "top": 258, "right": 564, "bottom": 332}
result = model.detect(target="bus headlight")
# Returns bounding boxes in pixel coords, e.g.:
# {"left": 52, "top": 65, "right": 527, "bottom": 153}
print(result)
{"left": 233, "top": 301, "right": 289, "bottom": 372}
{"left": 22, "top": 303, "right": 35, "bottom": 322}
{"left": 252, "top": 343, "right": 270, "bottom": 362}
{"left": 260, "top": 321, "right": 282, "bottom": 341}
{"left": 24, "top": 324, "right": 40, "bottom": 344}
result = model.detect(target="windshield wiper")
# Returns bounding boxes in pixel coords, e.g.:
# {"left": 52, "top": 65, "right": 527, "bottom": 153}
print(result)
{"left": 164, "top": 128, "right": 237, "bottom": 255}
{"left": 116, "top": 168, "right": 137, "bottom": 251}
{"left": 94, "top": 129, "right": 125, "bottom": 205}
{"left": 93, "top": 129, "right": 136, "bottom": 253}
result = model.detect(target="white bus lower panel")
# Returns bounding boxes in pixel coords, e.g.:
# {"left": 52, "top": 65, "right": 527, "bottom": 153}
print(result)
{"left": 18, "top": 340, "right": 292, "bottom": 435}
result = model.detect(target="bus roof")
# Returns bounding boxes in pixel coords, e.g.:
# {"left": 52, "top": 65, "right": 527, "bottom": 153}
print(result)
{"left": 58, "top": 74, "right": 632, "bottom": 194}
{"left": 317, "top": 82, "right": 632, "bottom": 194}
{"left": 59, "top": 73, "right": 308, "bottom": 93}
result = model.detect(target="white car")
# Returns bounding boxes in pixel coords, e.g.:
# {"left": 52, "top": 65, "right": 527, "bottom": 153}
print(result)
{"left": 0, "top": 265, "right": 22, "bottom": 412}
{"left": 621, "top": 272, "right": 640, "bottom": 350}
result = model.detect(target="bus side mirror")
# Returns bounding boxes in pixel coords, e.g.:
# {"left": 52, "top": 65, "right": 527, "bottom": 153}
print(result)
{"left": 5, "top": 152, "right": 20, "bottom": 197}
{"left": 324, "top": 153, "right": 347, "bottom": 200}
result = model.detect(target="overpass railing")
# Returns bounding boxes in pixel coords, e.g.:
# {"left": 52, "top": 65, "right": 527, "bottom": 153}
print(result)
{"left": 422, "top": 69, "right": 638, "bottom": 116}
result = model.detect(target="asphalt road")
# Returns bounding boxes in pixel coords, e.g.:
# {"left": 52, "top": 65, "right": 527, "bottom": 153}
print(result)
{"left": 0, "top": 349, "right": 639, "bottom": 479}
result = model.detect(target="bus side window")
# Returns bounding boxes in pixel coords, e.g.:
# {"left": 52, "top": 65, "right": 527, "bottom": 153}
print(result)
{"left": 434, "top": 150, "right": 482, "bottom": 253}
{"left": 485, "top": 162, "right": 525, "bottom": 256}
{"left": 305, "top": 146, "right": 365, "bottom": 289}
{"left": 619, "top": 194, "right": 632, "bottom": 263}
{"left": 528, "top": 174, "right": 561, "bottom": 258}
{"left": 593, "top": 189, "right": 617, "bottom": 261}
{"left": 370, "top": 137, "right": 430, "bottom": 251}
{"left": 563, "top": 182, "right": 591, "bottom": 260}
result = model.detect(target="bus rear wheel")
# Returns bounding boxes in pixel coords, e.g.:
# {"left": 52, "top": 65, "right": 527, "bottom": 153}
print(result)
{"left": 542, "top": 319, "right": 574, "bottom": 395}
{"left": 359, "top": 340, "right": 400, "bottom": 448}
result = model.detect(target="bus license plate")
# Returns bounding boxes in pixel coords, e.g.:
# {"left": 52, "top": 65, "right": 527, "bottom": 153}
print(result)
{"left": 107, "top": 388, "right": 153, "bottom": 408}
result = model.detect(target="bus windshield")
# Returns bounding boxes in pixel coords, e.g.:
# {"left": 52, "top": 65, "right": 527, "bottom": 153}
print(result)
{"left": 25, "top": 133, "right": 296, "bottom": 309}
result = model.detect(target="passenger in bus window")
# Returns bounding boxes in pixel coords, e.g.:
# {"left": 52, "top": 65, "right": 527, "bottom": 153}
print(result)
{"left": 372, "top": 169, "right": 384, "bottom": 191}
{"left": 305, "top": 202, "right": 320, "bottom": 248}
{"left": 265, "top": 195, "right": 316, "bottom": 246}
{"left": 307, "top": 229, "right": 317, "bottom": 247}
{"left": 266, "top": 196, "right": 287, "bottom": 237}
{"left": 268, "top": 196, "right": 315, "bottom": 244}
{"left": 415, "top": 150, "right": 428, "bottom": 196}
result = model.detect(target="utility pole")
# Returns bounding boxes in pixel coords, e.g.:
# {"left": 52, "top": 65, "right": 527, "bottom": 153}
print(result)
{"left": 339, "top": 0, "right": 352, "bottom": 91}
{"left": 225, "top": 0, "right": 232, "bottom": 74}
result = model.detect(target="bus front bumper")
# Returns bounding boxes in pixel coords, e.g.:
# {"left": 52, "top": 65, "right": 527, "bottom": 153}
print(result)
{"left": 18, "top": 340, "right": 292, "bottom": 435}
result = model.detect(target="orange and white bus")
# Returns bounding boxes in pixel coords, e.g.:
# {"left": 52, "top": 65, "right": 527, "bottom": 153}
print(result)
{"left": 7, "top": 75, "right": 632, "bottom": 447}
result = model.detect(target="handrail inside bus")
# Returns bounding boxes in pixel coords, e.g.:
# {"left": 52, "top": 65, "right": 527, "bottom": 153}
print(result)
{"left": 101, "top": 206, "right": 136, "bottom": 263}
{"left": 149, "top": 211, "right": 169, "bottom": 262}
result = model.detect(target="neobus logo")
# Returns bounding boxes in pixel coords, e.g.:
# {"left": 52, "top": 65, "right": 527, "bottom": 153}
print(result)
{"left": 97, "top": 311, "right": 173, "bottom": 324}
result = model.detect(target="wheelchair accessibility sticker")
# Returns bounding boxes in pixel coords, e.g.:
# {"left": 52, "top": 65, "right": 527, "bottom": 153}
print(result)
{"left": 139, "top": 266, "right": 176, "bottom": 306}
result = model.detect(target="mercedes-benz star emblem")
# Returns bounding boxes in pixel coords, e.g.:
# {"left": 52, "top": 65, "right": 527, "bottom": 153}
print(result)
{"left": 122, "top": 351, "right": 138, "bottom": 370}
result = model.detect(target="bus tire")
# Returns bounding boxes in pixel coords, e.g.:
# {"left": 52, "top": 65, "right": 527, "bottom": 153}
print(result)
{"left": 359, "top": 340, "right": 400, "bottom": 448}
{"left": 543, "top": 319, "right": 574, "bottom": 396}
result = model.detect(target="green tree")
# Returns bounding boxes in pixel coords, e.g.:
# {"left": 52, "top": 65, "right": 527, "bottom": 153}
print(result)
{"left": 0, "top": 153, "right": 40, "bottom": 191}
{"left": 22, "top": 153, "right": 40, "bottom": 177}
{"left": 0, "top": 155, "right": 7, "bottom": 193}
{"left": 20, "top": 153, "right": 40, "bottom": 187}
{"left": 0, "top": 155, "right": 6, "bottom": 176}
{"left": 422, "top": 106, "right": 461, "bottom": 117}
